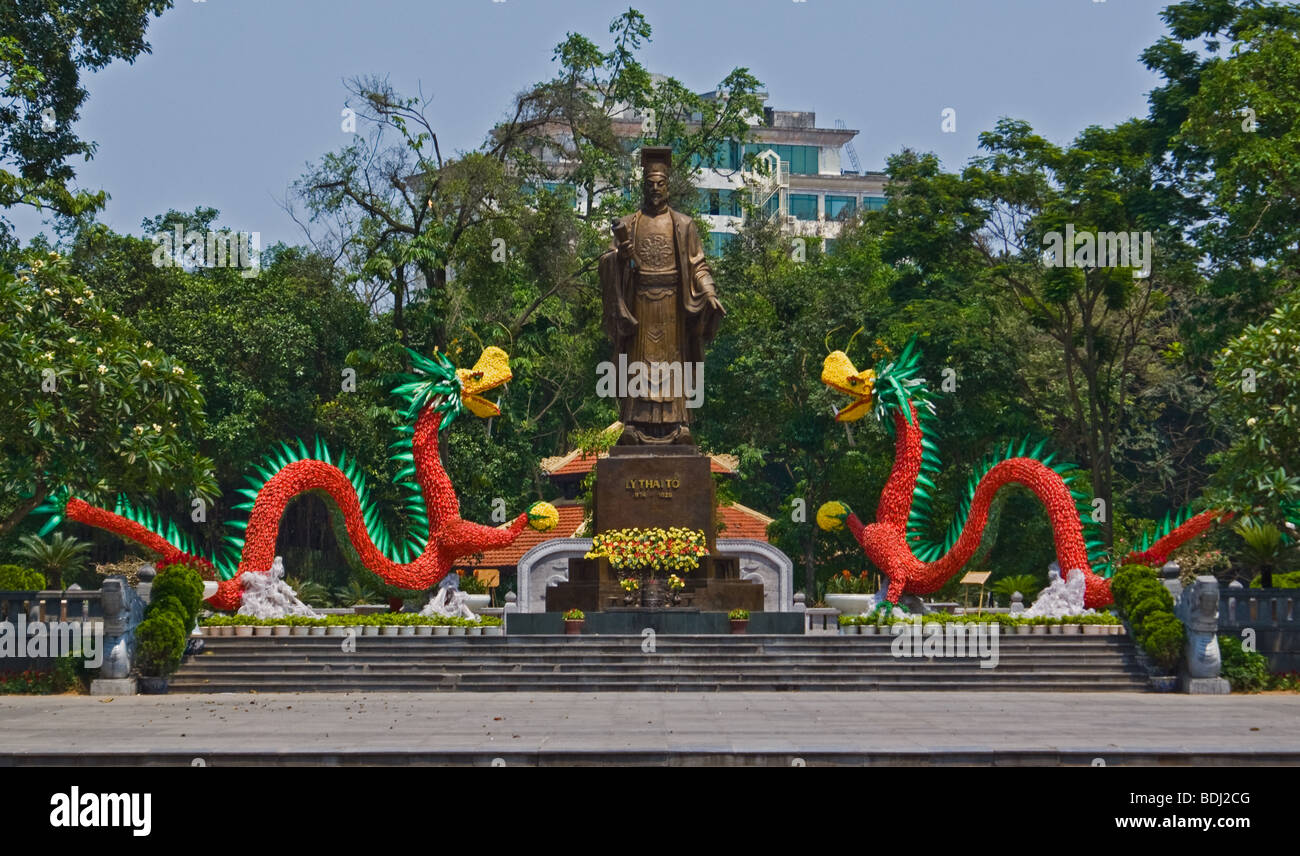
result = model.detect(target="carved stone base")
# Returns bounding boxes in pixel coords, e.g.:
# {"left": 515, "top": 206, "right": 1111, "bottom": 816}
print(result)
{"left": 547, "top": 556, "right": 763, "bottom": 615}
{"left": 1182, "top": 677, "right": 1232, "bottom": 695}
{"left": 90, "top": 677, "right": 137, "bottom": 696}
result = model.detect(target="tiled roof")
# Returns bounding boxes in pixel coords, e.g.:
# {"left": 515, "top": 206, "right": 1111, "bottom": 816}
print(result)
{"left": 457, "top": 504, "right": 588, "bottom": 569}
{"left": 717, "top": 502, "right": 774, "bottom": 540}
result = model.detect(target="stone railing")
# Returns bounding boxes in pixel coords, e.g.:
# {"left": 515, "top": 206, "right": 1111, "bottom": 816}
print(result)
{"left": 1218, "top": 585, "right": 1300, "bottom": 672}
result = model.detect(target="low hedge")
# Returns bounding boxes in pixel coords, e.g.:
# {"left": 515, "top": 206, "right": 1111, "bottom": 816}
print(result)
{"left": 836, "top": 612, "right": 1121, "bottom": 627}
{"left": 1110, "top": 564, "right": 1184, "bottom": 671}
{"left": 201, "top": 613, "right": 502, "bottom": 628}
{"left": 1218, "top": 634, "right": 1271, "bottom": 692}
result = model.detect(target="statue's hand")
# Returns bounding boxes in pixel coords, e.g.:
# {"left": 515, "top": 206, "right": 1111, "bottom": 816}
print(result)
{"left": 708, "top": 294, "right": 726, "bottom": 316}
{"left": 616, "top": 239, "right": 633, "bottom": 261}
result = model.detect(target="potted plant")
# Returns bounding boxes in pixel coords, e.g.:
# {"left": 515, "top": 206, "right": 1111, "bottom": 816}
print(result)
{"left": 824, "top": 569, "right": 876, "bottom": 616}
{"left": 483, "top": 621, "right": 503, "bottom": 636}
{"left": 729, "top": 608, "right": 750, "bottom": 634}
{"left": 666, "top": 574, "right": 685, "bottom": 606}
{"left": 1014, "top": 616, "right": 1032, "bottom": 636}
{"left": 234, "top": 619, "right": 255, "bottom": 637}
{"left": 449, "top": 617, "right": 467, "bottom": 636}
{"left": 1061, "top": 618, "right": 1081, "bottom": 635}
{"left": 253, "top": 620, "right": 274, "bottom": 637}
{"left": 620, "top": 576, "right": 640, "bottom": 606}
{"left": 563, "top": 608, "right": 585, "bottom": 635}
{"left": 415, "top": 621, "right": 433, "bottom": 637}
{"left": 433, "top": 621, "right": 451, "bottom": 636}
{"left": 456, "top": 573, "right": 492, "bottom": 611}
{"left": 309, "top": 621, "right": 327, "bottom": 636}
{"left": 1030, "top": 616, "right": 1047, "bottom": 635}
{"left": 381, "top": 618, "right": 401, "bottom": 636}
{"left": 838, "top": 614, "right": 858, "bottom": 635}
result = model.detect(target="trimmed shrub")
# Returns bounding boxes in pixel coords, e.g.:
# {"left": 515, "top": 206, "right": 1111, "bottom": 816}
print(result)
{"left": 1128, "top": 593, "right": 1172, "bottom": 629}
{"left": 135, "top": 611, "right": 187, "bottom": 677}
{"left": 1141, "top": 614, "right": 1185, "bottom": 670}
{"left": 0, "top": 564, "right": 46, "bottom": 591}
{"left": 1218, "top": 634, "right": 1270, "bottom": 692}
{"left": 151, "top": 564, "right": 205, "bottom": 628}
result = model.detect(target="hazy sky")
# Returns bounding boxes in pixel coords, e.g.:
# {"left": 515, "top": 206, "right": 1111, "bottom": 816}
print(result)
{"left": 12, "top": 0, "right": 1176, "bottom": 246}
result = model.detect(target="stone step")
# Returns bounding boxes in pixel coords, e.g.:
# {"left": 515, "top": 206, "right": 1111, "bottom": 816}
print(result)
{"left": 168, "top": 678, "right": 1150, "bottom": 693}
{"left": 172, "top": 633, "right": 1150, "bottom": 692}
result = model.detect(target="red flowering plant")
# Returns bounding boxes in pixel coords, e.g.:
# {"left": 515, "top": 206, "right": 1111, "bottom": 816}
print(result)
{"left": 825, "top": 569, "right": 874, "bottom": 595}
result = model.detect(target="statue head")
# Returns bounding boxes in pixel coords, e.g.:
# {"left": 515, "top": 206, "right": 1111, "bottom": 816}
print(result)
{"left": 640, "top": 146, "right": 672, "bottom": 213}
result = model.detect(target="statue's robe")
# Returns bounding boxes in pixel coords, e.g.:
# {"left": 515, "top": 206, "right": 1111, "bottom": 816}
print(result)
{"left": 599, "top": 208, "right": 722, "bottom": 436}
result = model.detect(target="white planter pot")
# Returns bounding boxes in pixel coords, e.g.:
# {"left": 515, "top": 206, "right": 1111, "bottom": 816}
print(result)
{"left": 468, "top": 626, "right": 482, "bottom": 636}
{"left": 381, "top": 625, "right": 400, "bottom": 636}
{"left": 433, "top": 626, "right": 450, "bottom": 636}
{"left": 399, "top": 625, "right": 415, "bottom": 636}
{"left": 363, "top": 626, "right": 379, "bottom": 637}
{"left": 840, "top": 624, "right": 858, "bottom": 635}
{"left": 484, "top": 626, "right": 503, "bottom": 636}
{"left": 327, "top": 626, "right": 347, "bottom": 636}
{"left": 272, "top": 625, "right": 291, "bottom": 637}
{"left": 450, "top": 626, "right": 466, "bottom": 636}
{"left": 825, "top": 594, "right": 874, "bottom": 616}
{"left": 1048, "top": 624, "right": 1063, "bottom": 635}
{"left": 234, "top": 625, "right": 254, "bottom": 637}
{"left": 253, "top": 625, "right": 273, "bottom": 637}
{"left": 1082, "top": 624, "right": 1102, "bottom": 635}
{"left": 309, "top": 626, "right": 327, "bottom": 636}
{"left": 415, "top": 625, "right": 433, "bottom": 636}
{"left": 464, "top": 594, "right": 491, "bottom": 611}
{"left": 1061, "top": 624, "right": 1080, "bottom": 635}
{"left": 860, "top": 624, "right": 878, "bottom": 636}
{"left": 1015, "top": 625, "right": 1032, "bottom": 635}
{"left": 1030, "top": 625, "right": 1046, "bottom": 635}
{"left": 291, "top": 626, "right": 310, "bottom": 636}
{"left": 1114, "top": 625, "right": 1126, "bottom": 635}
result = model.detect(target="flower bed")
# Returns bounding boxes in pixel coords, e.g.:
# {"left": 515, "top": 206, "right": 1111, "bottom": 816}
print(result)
{"left": 837, "top": 613, "right": 1122, "bottom": 628}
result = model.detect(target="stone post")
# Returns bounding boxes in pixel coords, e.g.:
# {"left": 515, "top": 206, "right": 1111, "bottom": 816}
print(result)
{"left": 1176, "top": 575, "right": 1231, "bottom": 694}
{"left": 1009, "top": 592, "right": 1025, "bottom": 614}
{"left": 90, "top": 577, "right": 145, "bottom": 696}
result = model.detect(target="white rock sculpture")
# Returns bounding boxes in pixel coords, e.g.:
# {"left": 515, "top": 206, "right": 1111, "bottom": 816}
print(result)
{"left": 421, "top": 587, "right": 479, "bottom": 621}
{"left": 237, "top": 556, "right": 321, "bottom": 619}
{"left": 1021, "top": 566, "right": 1094, "bottom": 619}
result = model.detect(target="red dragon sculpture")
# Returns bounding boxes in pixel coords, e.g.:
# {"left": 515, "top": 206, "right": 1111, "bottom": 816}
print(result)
{"left": 35, "top": 346, "right": 557, "bottom": 610}
{"left": 817, "top": 338, "right": 1229, "bottom": 611}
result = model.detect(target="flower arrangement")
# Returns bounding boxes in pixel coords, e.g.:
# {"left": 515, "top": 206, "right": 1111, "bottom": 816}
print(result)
{"left": 585, "top": 527, "right": 707, "bottom": 574}
{"left": 666, "top": 574, "right": 685, "bottom": 591}
{"left": 619, "top": 577, "right": 640, "bottom": 592}
{"left": 563, "top": 608, "right": 585, "bottom": 621}
{"left": 728, "top": 608, "right": 750, "bottom": 621}
{"left": 825, "top": 569, "right": 874, "bottom": 594}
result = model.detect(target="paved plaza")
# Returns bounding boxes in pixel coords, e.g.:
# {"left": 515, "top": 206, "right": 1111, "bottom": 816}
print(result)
{"left": 2, "top": 691, "right": 1298, "bottom": 765}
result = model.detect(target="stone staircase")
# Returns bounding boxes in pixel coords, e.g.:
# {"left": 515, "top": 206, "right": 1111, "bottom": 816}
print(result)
{"left": 169, "top": 634, "right": 1151, "bottom": 693}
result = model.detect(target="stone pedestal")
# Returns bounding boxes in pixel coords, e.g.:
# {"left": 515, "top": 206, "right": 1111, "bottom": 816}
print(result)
{"left": 90, "top": 677, "right": 137, "bottom": 696}
{"left": 547, "top": 445, "right": 763, "bottom": 614}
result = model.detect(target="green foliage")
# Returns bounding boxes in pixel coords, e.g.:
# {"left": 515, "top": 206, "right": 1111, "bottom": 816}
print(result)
{"left": 10, "top": 533, "right": 89, "bottom": 589}
{"left": 0, "top": 563, "right": 44, "bottom": 590}
{"left": 1140, "top": 613, "right": 1185, "bottom": 671}
{"left": 150, "top": 564, "right": 204, "bottom": 628}
{"left": 728, "top": 609, "right": 749, "bottom": 621}
{"left": 134, "top": 610, "right": 185, "bottom": 677}
{"left": 0, "top": 253, "right": 216, "bottom": 541}
{"left": 1217, "top": 634, "right": 1271, "bottom": 693}
{"left": 456, "top": 573, "right": 488, "bottom": 595}
{"left": 0, "top": 2, "right": 174, "bottom": 240}
{"left": 1209, "top": 298, "right": 1300, "bottom": 530}
{"left": 990, "top": 573, "right": 1044, "bottom": 603}
{"left": 1251, "top": 569, "right": 1300, "bottom": 589}
{"left": 1110, "top": 562, "right": 1185, "bottom": 671}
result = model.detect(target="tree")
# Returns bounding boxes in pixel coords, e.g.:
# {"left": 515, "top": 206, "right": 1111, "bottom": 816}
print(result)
{"left": 1208, "top": 295, "right": 1300, "bottom": 534}
{"left": 0, "top": 1, "right": 173, "bottom": 244}
{"left": 0, "top": 249, "right": 215, "bottom": 541}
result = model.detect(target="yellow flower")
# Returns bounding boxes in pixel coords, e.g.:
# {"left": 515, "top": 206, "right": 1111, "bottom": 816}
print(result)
{"left": 526, "top": 501, "right": 559, "bottom": 532}
{"left": 816, "top": 501, "right": 851, "bottom": 532}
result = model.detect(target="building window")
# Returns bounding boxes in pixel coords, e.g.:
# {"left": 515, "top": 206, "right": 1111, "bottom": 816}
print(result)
{"left": 862, "top": 195, "right": 887, "bottom": 211}
{"left": 742, "top": 143, "right": 820, "bottom": 175}
{"left": 708, "top": 232, "right": 735, "bottom": 256}
{"left": 825, "top": 195, "right": 856, "bottom": 219}
{"left": 699, "top": 188, "right": 742, "bottom": 217}
{"left": 788, "top": 194, "right": 818, "bottom": 220}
